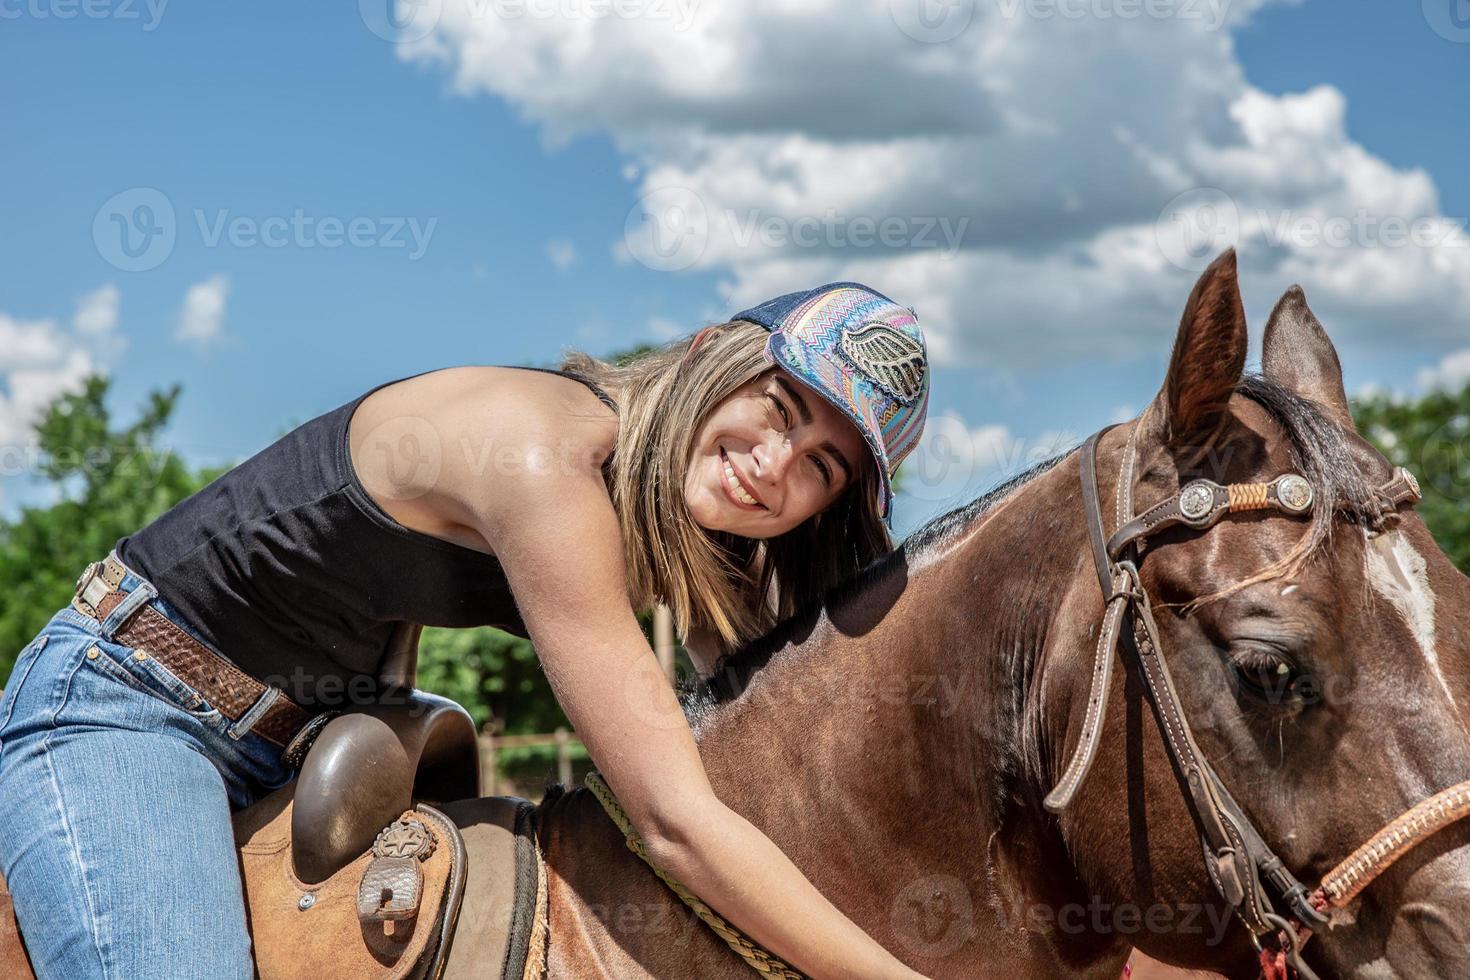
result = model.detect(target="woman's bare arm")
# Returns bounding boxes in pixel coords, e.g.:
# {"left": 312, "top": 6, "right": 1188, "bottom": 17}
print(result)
{"left": 467, "top": 413, "right": 927, "bottom": 980}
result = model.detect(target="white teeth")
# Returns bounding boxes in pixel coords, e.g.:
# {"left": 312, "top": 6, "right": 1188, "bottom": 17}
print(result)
{"left": 722, "top": 455, "right": 760, "bottom": 507}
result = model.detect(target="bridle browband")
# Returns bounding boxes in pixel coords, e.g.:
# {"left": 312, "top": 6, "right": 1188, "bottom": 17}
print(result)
{"left": 1045, "top": 421, "right": 1470, "bottom": 980}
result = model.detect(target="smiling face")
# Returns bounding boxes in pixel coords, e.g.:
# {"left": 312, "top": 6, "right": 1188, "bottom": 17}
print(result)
{"left": 683, "top": 367, "right": 872, "bottom": 538}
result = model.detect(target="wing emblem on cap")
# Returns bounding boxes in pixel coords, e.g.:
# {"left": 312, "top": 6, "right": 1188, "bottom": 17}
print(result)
{"left": 839, "top": 322, "right": 926, "bottom": 404}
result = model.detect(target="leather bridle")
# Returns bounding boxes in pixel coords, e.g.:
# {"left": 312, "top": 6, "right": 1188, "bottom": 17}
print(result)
{"left": 1045, "top": 421, "right": 1470, "bottom": 980}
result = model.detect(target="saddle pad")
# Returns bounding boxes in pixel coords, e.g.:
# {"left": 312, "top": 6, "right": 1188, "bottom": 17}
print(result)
{"left": 435, "top": 796, "right": 547, "bottom": 980}
{"left": 235, "top": 785, "right": 462, "bottom": 980}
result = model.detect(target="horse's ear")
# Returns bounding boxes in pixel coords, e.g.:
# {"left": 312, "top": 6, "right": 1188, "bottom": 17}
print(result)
{"left": 1153, "top": 248, "right": 1247, "bottom": 445}
{"left": 1261, "top": 285, "right": 1355, "bottom": 429}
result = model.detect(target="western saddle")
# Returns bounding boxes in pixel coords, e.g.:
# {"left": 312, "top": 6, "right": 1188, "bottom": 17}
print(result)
{"left": 0, "top": 623, "right": 548, "bottom": 980}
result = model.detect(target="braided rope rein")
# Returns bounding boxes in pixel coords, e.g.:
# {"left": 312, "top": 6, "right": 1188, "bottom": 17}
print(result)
{"left": 584, "top": 772, "right": 809, "bottom": 980}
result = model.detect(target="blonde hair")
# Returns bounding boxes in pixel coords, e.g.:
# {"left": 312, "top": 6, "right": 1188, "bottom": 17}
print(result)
{"left": 560, "top": 320, "right": 893, "bottom": 654}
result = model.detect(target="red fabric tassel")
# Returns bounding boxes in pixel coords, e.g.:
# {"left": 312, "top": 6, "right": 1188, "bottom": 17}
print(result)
{"left": 1259, "top": 946, "right": 1290, "bottom": 980}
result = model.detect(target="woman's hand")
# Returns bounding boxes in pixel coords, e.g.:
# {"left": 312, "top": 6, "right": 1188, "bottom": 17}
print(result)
{"left": 465, "top": 406, "right": 928, "bottom": 980}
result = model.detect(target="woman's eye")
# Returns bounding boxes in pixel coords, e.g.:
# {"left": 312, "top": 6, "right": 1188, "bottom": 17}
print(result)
{"left": 766, "top": 393, "right": 790, "bottom": 428}
{"left": 811, "top": 455, "right": 832, "bottom": 485}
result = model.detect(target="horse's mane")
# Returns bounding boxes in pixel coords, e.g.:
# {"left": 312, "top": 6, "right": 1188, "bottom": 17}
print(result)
{"left": 678, "top": 374, "right": 1381, "bottom": 719}
{"left": 680, "top": 451, "right": 1072, "bottom": 717}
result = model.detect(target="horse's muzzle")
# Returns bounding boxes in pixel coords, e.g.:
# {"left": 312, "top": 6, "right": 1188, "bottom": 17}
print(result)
{"left": 1379, "top": 883, "right": 1470, "bottom": 979}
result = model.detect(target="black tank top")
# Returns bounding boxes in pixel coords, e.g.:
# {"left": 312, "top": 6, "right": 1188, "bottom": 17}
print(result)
{"left": 114, "top": 365, "right": 618, "bottom": 708}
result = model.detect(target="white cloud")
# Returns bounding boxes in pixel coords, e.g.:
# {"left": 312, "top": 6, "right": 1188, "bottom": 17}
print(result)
{"left": 176, "top": 275, "right": 230, "bottom": 347}
{"left": 69, "top": 284, "right": 128, "bottom": 364}
{"left": 0, "top": 305, "right": 113, "bottom": 457}
{"left": 0, "top": 315, "right": 66, "bottom": 372}
{"left": 73, "top": 284, "right": 119, "bottom": 335}
{"left": 902, "top": 412, "right": 1005, "bottom": 510}
{"left": 1415, "top": 349, "right": 1470, "bottom": 394}
{"left": 574, "top": 317, "right": 609, "bottom": 345}
{"left": 1354, "top": 380, "right": 1388, "bottom": 402}
{"left": 899, "top": 409, "right": 1082, "bottom": 528}
{"left": 647, "top": 315, "right": 684, "bottom": 341}
{"left": 546, "top": 238, "right": 578, "bottom": 272}
{"left": 404, "top": 2, "right": 1469, "bottom": 371}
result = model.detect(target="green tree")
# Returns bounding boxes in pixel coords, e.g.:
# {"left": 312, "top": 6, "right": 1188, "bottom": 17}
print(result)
{"left": 1354, "top": 381, "right": 1470, "bottom": 573}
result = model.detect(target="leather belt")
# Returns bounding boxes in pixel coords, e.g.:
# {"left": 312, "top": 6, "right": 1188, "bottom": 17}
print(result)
{"left": 71, "top": 554, "right": 320, "bottom": 754}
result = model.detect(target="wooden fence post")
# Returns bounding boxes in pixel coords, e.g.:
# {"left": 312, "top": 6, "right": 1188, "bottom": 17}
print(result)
{"left": 480, "top": 721, "right": 499, "bottom": 797}
{"left": 555, "top": 727, "right": 572, "bottom": 786}
{"left": 653, "top": 603, "right": 675, "bottom": 683}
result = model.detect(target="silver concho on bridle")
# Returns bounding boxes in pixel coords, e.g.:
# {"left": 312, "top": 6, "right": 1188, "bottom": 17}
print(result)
{"left": 1399, "top": 467, "right": 1422, "bottom": 502}
{"left": 1275, "top": 474, "right": 1314, "bottom": 514}
{"left": 1178, "top": 481, "right": 1215, "bottom": 522}
{"left": 839, "top": 321, "right": 926, "bottom": 404}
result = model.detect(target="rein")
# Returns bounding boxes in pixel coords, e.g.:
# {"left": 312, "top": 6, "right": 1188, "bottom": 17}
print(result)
{"left": 1047, "top": 422, "right": 1470, "bottom": 979}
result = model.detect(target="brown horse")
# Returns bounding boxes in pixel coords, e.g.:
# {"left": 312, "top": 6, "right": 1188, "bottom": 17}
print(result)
{"left": 5, "top": 252, "right": 1464, "bottom": 980}
{"left": 498, "top": 251, "right": 1470, "bottom": 979}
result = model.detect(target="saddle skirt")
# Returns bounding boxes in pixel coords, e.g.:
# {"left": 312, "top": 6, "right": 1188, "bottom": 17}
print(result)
{"left": 234, "top": 783, "right": 463, "bottom": 980}
{"left": 0, "top": 786, "right": 548, "bottom": 980}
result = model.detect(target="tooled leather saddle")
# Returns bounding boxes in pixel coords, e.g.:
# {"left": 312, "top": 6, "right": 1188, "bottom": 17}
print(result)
{"left": 0, "top": 624, "right": 547, "bottom": 980}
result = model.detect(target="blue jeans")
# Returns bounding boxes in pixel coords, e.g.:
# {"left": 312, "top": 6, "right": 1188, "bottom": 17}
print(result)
{"left": 0, "top": 552, "right": 296, "bottom": 980}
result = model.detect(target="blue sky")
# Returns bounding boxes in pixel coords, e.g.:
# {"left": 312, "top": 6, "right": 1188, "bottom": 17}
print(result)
{"left": 1, "top": 0, "right": 1466, "bottom": 537}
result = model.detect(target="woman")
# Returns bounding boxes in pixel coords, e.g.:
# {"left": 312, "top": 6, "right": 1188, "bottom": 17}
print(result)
{"left": 0, "top": 281, "right": 932, "bottom": 980}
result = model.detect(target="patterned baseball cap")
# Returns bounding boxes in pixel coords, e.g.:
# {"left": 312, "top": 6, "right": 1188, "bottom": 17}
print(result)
{"left": 731, "top": 281, "right": 929, "bottom": 524}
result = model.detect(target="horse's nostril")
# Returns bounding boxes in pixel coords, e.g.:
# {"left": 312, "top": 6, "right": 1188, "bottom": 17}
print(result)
{"left": 1398, "top": 899, "right": 1468, "bottom": 946}
{"left": 1387, "top": 896, "right": 1470, "bottom": 976}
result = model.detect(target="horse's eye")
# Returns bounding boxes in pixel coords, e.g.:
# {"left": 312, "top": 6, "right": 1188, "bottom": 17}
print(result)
{"left": 1228, "top": 647, "right": 1307, "bottom": 705}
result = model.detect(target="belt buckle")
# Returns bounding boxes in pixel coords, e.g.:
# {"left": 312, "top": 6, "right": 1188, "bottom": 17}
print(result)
{"left": 72, "top": 561, "right": 104, "bottom": 617}
{"left": 74, "top": 561, "right": 100, "bottom": 598}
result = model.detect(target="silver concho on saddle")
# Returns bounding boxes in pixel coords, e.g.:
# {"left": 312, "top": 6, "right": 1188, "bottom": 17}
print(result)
{"left": 358, "top": 816, "right": 438, "bottom": 922}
